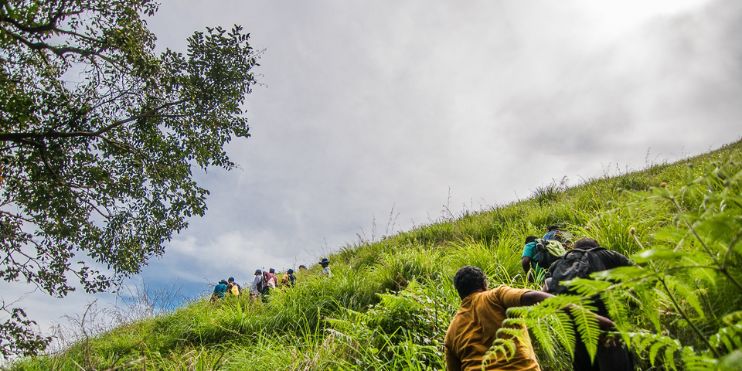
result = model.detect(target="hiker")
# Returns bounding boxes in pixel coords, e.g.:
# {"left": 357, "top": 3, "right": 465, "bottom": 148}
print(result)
{"left": 250, "top": 269, "right": 263, "bottom": 299}
{"left": 544, "top": 238, "right": 632, "bottom": 296}
{"left": 545, "top": 238, "right": 633, "bottom": 371}
{"left": 298, "top": 264, "right": 308, "bottom": 271}
{"left": 284, "top": 268, "right": 296, "bottom": 287}
{"left": 280, "top": 271, "right": 288, "bottom": 286}
{"left": 445, "top": 266, "right": 615, "bottom": 370}
{"left": 227, "top": 276, "right": 241, "bottom": 297}
{"left": 267, "top": 268, "right": 277, "bottom": 288}
{"left": 262, "top": 269, "right": 277, "bottom": 296}
{"left": 211, "top": 279, "right": 228, "bottom": 302}
{"left": 521, "top": 235, "right": 566, "bottom": 283}
{"left": 320, "top": 258, "right": 332, "bottom": 277}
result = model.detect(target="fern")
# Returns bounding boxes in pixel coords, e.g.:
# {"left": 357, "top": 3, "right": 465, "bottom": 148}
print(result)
{"left": 498, "top": 156, "right": 742, "bottom": 370}
{"left": 569, "top": 305, "right": 602, "bottom": 361}
{"left": 548, "top": 311, "right": 576, "bottom": 358}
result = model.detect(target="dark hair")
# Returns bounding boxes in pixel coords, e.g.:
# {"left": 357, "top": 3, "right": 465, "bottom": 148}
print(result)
{"left": 298, "top": 265, "right": 307, "bottom": 270}
{"left": 269, "top": 268, "right": 275, "bottom": 273}
{"left": 525, "top": 235, "right": 538, "bottom": 244}
{"left": 453, "top": 266, "right": 487, "bottom": 299}
{"left": 228, "top": 277, "right": 235, "bottom": 282}
{"left": 547, "top": 225, "right": 560, "bottom": 231}
{"left": 254, "top": 269, "right": 262, "bottom": 275}
{"left": 574, "top": 237, "right": 599, "bottom": 250}
{"left": 287, "top": 269, "right": 294, "bottom": 274}
{"left": 219, "top": 279, "right": 228, "bottom": 284}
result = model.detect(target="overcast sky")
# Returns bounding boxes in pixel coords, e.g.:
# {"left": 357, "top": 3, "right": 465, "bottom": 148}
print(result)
{"left": 4, "top": 0, "right": 742, "bottom": 341}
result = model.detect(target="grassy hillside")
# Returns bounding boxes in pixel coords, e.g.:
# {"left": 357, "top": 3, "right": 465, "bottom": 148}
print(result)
{"left": 12, "top": 140, "right": 742, "bottom": 370}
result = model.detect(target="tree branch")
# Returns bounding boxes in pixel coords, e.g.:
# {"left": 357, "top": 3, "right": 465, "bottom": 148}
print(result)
{"left": 0, "top": 99, "right": 187, "bottom": 143}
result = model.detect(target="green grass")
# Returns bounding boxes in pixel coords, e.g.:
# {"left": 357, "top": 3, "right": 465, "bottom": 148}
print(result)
{"left": 11, "top": 140, "right": 742, "bottom": 370}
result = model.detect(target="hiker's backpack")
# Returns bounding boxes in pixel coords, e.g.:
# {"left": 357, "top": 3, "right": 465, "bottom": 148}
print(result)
{"left": 532, "top": 239, "right": 566, "bottom": 269}
{"left": 547, "top": 247, "right": 604, "bottom": 294}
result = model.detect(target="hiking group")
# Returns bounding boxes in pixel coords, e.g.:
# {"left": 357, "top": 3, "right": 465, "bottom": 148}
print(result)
{"left": 445, "top": 226, "right": 634, "bottom": 371}
{"left": 209, "top": 226, "right": 631, "bottom": 370}
{"left": 210, "top": 258, "right": 332, "bottom": 302}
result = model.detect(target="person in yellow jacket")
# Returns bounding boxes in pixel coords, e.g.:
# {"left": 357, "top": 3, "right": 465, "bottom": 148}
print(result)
{"left": 227, "top": 276, "right": 241, "bottom": 296}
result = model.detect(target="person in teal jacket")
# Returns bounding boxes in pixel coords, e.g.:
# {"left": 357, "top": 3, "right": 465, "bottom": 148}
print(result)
{"left": 211, "top": 279, "right": 228, "bottom": 302}
{"left": 521, "top": 236, "right": 545, "bottom": 282}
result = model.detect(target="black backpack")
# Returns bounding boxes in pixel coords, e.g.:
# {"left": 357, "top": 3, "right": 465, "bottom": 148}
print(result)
{"left": 532, "top": 239, "right": 566, "bottom": 269}
{"left": 547, "top": 247, "right": 604, "bottom": 294}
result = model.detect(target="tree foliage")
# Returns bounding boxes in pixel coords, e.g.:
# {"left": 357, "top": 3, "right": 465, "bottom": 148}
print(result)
{"left": 0, "top": 0, "right": 258, "bottom": 357}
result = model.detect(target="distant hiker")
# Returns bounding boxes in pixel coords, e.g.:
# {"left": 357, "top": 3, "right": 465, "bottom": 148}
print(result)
{"left": 545, "top": 238, "right": 634, "bottom": 371}
{"left": 543, "top": 225, "right": 573, "bottom": 246}
{"left": 250, "top": 269, "right": 263, "bottom": 299}
{"left": 298, "top": 264, "right": 308, "bottom": 271}
{"left": 262, "top": 271, "right": 270, "bottom": 295}
{"left": 521, "top": 236, "right": 566, "bottom": 283}
{"left": 445, "top": 266, "right": 614, "bottom": 370}
{"left": 211, "top": 279, "right": 228, "bottom": 302}
{"left": 262, "top": 269, "right": 277, "bottom": 296}
{"left": 267, "top": 268, "right": 277, "bottom": 288}
{"left": 320, "top": 258, "right": 332, "bottom": 277}
{"left": 284, "top": 268, "right": 296, "bottom": 287}
{"left": 227, "top": 276, "right": 241, "bottom": 296}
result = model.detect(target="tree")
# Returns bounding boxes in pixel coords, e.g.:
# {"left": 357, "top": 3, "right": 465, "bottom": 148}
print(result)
{"left": 0, "top": 0, "right": 259, "bottom": 357}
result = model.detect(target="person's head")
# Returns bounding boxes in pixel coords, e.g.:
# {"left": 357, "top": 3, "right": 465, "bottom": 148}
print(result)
{"left": 269, "top": 268, "right": 275, "bottom": 274}
{"left": 574, "top": 237, "right": 599, "bottom": 250}
{"left": 299, "top": 265, "right": 307, "bottom": 270}
{"left": 524, "top": 235, "right": 538, "bottom": 244}
{"left": 287, "top": 269, "right": 294, "bottom": 274}
{"left": 254, "top": 269, "right": 262, "bottom": 275}
{"left": 219, "top": 279, "right": 228, "bottom": 285}
{"left": 320, "top": 258, "right": 330, "bottom": 267}
{"left": 453, "top": 266, "right": 488, "bottom": 300}
{"left": 228, "top": 277, "right": 235, "bottom": 283}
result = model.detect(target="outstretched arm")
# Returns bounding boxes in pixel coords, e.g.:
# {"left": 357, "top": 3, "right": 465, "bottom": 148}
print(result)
{"left": 521, "top": 290, "right": 552, "bottom": 306}
{"left": 520, "top": 291, "right": 616, "bottom": 330}
{"left": 521, "top": 257, "right": 532, "bottom": 274}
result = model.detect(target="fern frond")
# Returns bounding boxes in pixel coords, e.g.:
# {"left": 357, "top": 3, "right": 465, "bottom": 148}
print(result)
{"left": 665, "top": 344, "right": 678, "bottom": 371}
{"left": 680, "top": 347, "right": 717, "bottom": 371}
{"left": 665, "top": 275, "right": 705, "bottom": 318}
{"left": 549, "top": 311, "right": 576, "bottom": 358}
{"left": 635, "top": 284, "right": 662, "bottom": 332}
{"left": 568, "top": 278, "right": 611, "bottom": 297}
{"left": 528, "top": 317, "right": 556, "bottom": 360}
{"left": 627, "top": 331, "right": 683, "bottom": 370}
{"left": 709, "top": 322, "right": 742, "bottom": 354}
{"left": 570, "top": 305, "right": 601, "bottom": 362}
{"left": 600, "top": 288, "right": 630, "bottom": 333}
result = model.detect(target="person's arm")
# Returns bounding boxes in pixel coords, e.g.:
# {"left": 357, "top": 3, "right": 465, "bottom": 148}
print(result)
{"left": 521, "top": 256, "right": 532, "bottom": 274}
{"left": 445, "top": 345, "right": 462, "bottom": 371}
{"left": 521, "top": 290, "right": 552, "bottom": 306}
{"left": 520, "top": 291, "right": 616, "bottom": 330}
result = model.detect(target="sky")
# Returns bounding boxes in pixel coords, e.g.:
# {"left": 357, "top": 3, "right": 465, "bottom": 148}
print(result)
{"left": 3, "top": 0, "right": 742, "bottom": 345}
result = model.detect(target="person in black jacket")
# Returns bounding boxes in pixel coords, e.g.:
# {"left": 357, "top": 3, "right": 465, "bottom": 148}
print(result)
{"left": 546, "top": 238, "right": 634, "bottom": 371}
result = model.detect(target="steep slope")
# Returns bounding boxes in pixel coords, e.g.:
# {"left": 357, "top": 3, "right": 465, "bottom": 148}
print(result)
{"left": 13, "top": 140, "right": 742, "bottom": 370}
